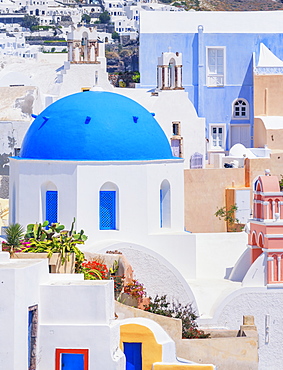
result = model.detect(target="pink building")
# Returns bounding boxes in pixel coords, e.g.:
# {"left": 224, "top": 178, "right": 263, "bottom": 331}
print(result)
{"left": 249, "top": 174, "right": 283, "bottom": 285}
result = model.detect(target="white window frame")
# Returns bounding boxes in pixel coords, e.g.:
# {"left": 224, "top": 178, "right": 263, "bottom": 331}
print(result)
{"left": 206, "top": 46, "right": 226, "bottom": 87}
{"left": 209, "top": 123, "right": 226, "bottom": 150}
{"left": 232, "top": 98, "right": 249, "bottom": 120}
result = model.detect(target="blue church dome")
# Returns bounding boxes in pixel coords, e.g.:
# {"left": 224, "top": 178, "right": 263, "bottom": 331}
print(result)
{"left": 20, "top": 91, "right": 174, "bottom": 161}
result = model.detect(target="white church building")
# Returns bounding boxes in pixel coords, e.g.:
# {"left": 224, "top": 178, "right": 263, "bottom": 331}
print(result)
{"left": 6, "top": 90, "right": 219, "bottom": 370}
{"left": 8, "top": 90, "right": 283, "bottom": 369}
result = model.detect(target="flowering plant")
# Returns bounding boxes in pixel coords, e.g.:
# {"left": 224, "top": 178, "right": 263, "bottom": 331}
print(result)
{"left": 2, "top": 240, "right": 30, "bottom": 253}
{"left": 81, "top": 260, "right": 109, "bottom": 280}
{"left": 123, "top": 279, "right": 146, "bottom": 299}
{"left": 112, "top": 275, "right": 125, "bottom": 299}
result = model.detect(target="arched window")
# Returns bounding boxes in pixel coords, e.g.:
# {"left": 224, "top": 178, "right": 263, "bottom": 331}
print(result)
{"left": 271, "top": 254, "right": 278, "bottom": 282}
{"left": 100, "top": 182, "right": 118, "bottom": 230}
{"left": 258, "top": 232, "right": 264, "bottom": 249}
{"left": 251, "top": 231, "right": 257, "bottom": 246}
{"left": 168, "top": 58, "right": 176, "bottom": 88}
{"left": 233, "top": 99, "right": 249, "bottom": 119}
{"left": 254, "top": 179, "right": 260, "bottom": 191}
{"left": 275, "top": 199, "right": 280, "bottom": 214}
{"left": 160, "top": 180, "right": 171, "bottom": 228}
{"left": 268, "top": 199, "right": 273, "bottom": 219}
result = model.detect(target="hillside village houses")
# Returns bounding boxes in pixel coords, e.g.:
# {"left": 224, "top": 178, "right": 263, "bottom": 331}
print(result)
{"left": 0, "top": 0, "right": 183, "bottom": 33}
{"left": 1, "top": 9, "right": 283, "bottom": 370}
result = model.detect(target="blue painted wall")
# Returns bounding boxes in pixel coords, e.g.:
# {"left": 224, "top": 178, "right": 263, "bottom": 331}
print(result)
{"left": 140, "top": 32, "right": 283, "bottom": 149}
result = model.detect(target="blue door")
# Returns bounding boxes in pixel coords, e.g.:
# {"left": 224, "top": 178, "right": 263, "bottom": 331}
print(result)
{"left": 61, "top": 353, "right": 84, "bottom": 370}
{"left": 123, "top": 342, "right": 142, "bottom": 370}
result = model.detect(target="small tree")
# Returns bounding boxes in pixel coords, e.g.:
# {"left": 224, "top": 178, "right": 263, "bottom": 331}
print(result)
{"left": 112, "top": 31, "right": 120, "bottom": 41}
{"left": 132, "top": 72, "right": 140, "bottom": 83}
{"left": 21, "top": 15, "right": 39, "bottom": 30}
{"left": 99, "top": 11, "right": 110, "bottom": 24}
{"left": 81, "top": 14, "right": 91, "bottom": 24}
{"left": 215, "top": 204, "right": 243, "bottom": 232}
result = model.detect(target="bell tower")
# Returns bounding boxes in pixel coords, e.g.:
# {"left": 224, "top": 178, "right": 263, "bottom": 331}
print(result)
{"left": 67, "top": 26, "right": 99, "bottom": 64}
{"left": 157, "top": 50, "right": 184, "bottom": 90}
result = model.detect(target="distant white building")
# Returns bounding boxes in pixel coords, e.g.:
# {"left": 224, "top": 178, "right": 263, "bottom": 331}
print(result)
{"left": 112, "top": 16, "right": 135, "bottom": 34}
{"left": 0, "top": 32, "right": 38, "bottom": 57}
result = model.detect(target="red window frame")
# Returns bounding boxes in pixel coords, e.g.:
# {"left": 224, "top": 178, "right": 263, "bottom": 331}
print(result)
{"left": 55, "top": 348, "right": 89, "bottom": 370}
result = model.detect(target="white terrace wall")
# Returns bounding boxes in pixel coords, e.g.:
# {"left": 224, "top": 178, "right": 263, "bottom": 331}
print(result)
{"left": 213, "top": 287, "right": 283, "bottom": 370}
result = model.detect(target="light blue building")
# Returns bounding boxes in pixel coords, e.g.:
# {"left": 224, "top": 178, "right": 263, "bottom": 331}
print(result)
{"left": 139, "top": 11, "right": 283, "bottom": 156}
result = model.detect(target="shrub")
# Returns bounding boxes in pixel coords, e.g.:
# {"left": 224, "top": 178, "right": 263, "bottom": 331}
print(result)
{"left": 146, "top": 295, "right": 210, "bottom": 339}
{"left": 132, "top": 71, "right": 140, "bottom": 83}
{"left": 112, "top": 275, "right": 125, "bottom": 298}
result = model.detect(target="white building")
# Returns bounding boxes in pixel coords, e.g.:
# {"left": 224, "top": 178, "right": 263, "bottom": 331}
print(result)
{"left": 0, "top": 32, "right": 38, "bottom": 57}
{"left": 9, "top": 91, "right": 195, "bottom": 300}
{"left": 0, "top": 251, "right": 125, "bottom": 369}
{"left": 0, "top": 248, "right": 217, "bottom": 369}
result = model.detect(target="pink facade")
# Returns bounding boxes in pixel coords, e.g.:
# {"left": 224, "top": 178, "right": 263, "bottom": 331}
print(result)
{"left": 249, "top": 175, "right": 283, "bottom": 284}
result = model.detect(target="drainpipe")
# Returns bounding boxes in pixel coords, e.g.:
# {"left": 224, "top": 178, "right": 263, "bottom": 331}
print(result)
{"left": 198, "top": 25, "right": 204, "bottom": 118}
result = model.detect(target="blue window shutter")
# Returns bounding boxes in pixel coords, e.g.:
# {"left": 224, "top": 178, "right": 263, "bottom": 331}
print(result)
{"left": 46, "top": 191, "right": 58, "bottom": 224}
{"left": 61, "top": 353, "right": 84, "bottom": 370}
{"left": 100, "top": 191, "right": 116, "bottom": 230}
{"left": 124, "top": 342, "right": 142, "bottom": 370}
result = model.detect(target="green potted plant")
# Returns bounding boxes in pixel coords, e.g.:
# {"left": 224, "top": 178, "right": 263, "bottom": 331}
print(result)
{"left": 11, "top": 218, "right": 86, "bottom": 273}
{"left": 2, "top": 223, "right": 25, "bottom": 255}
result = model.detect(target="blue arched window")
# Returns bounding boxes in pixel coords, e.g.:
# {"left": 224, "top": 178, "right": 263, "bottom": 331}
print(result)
{"left": 46, "top": 190, "right": 58, "bottom": 224}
